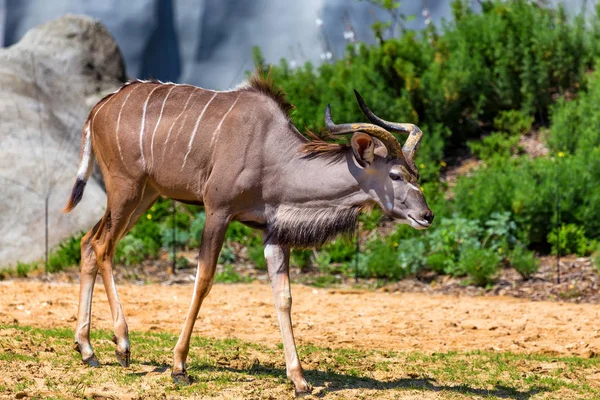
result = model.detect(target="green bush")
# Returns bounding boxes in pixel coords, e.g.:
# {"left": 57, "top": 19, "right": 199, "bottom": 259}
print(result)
{"left": 453, "top": 150, "right": 600, "bottom": 248}
{"left": 509, "top": 245, "right": 539, "bottom": 279}
{"left": 426, "top": 215, "right": 482, "bottom": 275}
{"left": 16, "top": 261, "right": 33, "bottom": 278}
{"left": 395, "top": 238, "right": 426, "bottom": 276}
{"left": 548, "top": 70, "right": 600, "bottom": 155}
{"left": 247, "top": 245, "right": 267, "bottom": 270}
{"left": 115, "top": 236, "right": 154, "bottom": 266}
{"left": 291, "top": 249, "right": 313, "bottom": 271}
{"left": 425, "top": 252, "right": 448, "bottom": 274}
{"left": 219, "top": 245, "right": 236, "bottom": 264}
{"left": 468, "top": 133, "right": 521, "bottom": 161}
{"left": 547, "top": 224, "right": 590, "bottom": 256}
{"left": 47, "top": 232, "right": 84, "bottom": 273}
{"left": 458, "top": 247, "right": 501, "bottom": 287}
{"left": 359, "top": 238, "right": 404, "bottom": 280}
{"left": 214, "top": 265, "right": 253, "bottom": 284}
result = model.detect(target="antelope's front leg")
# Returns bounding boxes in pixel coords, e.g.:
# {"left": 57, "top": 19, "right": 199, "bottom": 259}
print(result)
{"left": 264, "top": 242, "right": 310, "bottom": 395}
{"left": 172, "top": 213, "right": 229, "bottom": 384}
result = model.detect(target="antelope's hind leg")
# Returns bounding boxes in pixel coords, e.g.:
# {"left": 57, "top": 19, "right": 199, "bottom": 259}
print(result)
{"left": 75, "top": 178, "right": 158, "bottom": 368}
{"left": 102, "top": 182, "right": 159, "bottom": 367}
{"left": 74, "top": 224, "right": 102, "bottom": 367}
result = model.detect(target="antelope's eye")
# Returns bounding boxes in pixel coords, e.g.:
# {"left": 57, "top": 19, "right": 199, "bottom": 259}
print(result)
{"left": 390, "top": 170, "right": 403, "bottom": 181}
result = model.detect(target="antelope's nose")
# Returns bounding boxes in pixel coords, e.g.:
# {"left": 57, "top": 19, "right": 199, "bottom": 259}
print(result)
{"left": 423, "top": 210, "right": 434, "bottom": 224}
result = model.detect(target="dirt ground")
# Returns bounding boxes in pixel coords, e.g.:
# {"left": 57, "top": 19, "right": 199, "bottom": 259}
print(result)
{"left": 1, "top": 279, "right": 600, "bottom": 357}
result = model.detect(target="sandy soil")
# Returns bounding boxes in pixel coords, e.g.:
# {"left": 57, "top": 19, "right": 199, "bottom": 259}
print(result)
{"left": 1, "top": 280, "right": 600, "bottom": 357}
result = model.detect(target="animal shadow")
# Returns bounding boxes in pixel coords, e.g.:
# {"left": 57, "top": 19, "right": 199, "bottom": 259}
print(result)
{"left": 197, "top": 363, "right": 543, "bottom": 399}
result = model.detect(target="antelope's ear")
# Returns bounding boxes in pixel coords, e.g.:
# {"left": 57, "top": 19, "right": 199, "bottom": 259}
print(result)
{"left": 351, "top": 132, "right": 375, "bottom": 167}
{"left": 373, "top": 137, "right": 388, "bottom": 158}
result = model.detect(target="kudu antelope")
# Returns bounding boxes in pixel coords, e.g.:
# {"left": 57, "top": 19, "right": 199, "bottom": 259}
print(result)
{"left": 63, "top": 74, "right": 433, "bottom": 394}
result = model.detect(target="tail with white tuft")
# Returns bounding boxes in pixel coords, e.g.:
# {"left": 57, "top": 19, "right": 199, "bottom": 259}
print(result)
{"left": 63, "top": 121, "right": 94, "bottom": 213}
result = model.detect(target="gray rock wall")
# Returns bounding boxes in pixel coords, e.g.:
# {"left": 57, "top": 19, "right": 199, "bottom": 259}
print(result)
{"left": 0, "top": 15, "right": 125, "bottom": 265}
{"left": 0, "top": 0, "right": 457, "bottom": 90}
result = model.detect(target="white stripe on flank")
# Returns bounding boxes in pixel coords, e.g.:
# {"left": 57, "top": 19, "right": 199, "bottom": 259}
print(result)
{"left": 161, "top": 88, "right": 197, "bottom": 165}
{"left": 116, "top": 84, "right": 143, "bottom": 162}
{"left": 150, "top": 85, "right": 176, "bottom": 170}
{"left": 139, "top": 86, "right": 161, "bottom": 169}
{"left": 209, "top": 95, "right": 239, "bottom": 151}
{"left": 180, "top": 92, "right": 217, "bottom": 171}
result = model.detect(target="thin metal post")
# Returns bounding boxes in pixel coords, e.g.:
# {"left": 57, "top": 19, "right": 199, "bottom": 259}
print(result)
{"left": 45, "top": 194, "right": 49, "bottom": 271}
{"left": 555, "top": 157, "right": 561, "bottom": 284}
{"left": 172, "top": 200, "right": 176, "bottom": 275}
{"left": 355, "top": 223, "right": 359, "bottom": 283}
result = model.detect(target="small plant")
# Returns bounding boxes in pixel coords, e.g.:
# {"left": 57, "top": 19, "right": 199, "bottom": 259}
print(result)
{"left": 395, "top": 238, "right": 426, "bottom": 276}
{"left": 468, "top": 133, "right": 521, "bottom": 161}
{"left": 16, "top": 261, "right": 34, "bottom": 278}
{"left": 218, "top": 245, "right": 236, "bottom": 264}
{"left": 47, "top": 232, "right": 84, "bottom": 273}
{"left": 115, "top": 236, "right": 157, "bottom": 266}
{"left": 359, "top": 238, "right": 404, "bottom": 280}
{"left": 509, "top": 245, "right": 539, "bottom": 280}
{"left": 247, "top": 245, "right": 267, "bottom": 270}
{"left": 547, "top": 224, "right": 589, "bottom": 256}
{"left": 291, "top": 249, "right": 313, "bottom": 272}
{"left": 425, "top": 252, "right": 448, "bottom": 274}
{"left": 214, "top": 265, "right": 253, "bottom": 284}
{"left": 593, "top": 243, "right": 600, "bottom": 272}
{"left": 458, "top": 247, "right": 501, "bottom": 287}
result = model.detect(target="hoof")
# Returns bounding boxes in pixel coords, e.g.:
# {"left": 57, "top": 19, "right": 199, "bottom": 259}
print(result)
{"left": 294, "top": 380, "right": 312, "bottom": 397}
{"left": 115, "top": 350, "right": 130, "bottom": 367}
{"left": 295, "top": 388, "right": 312, "bottom": 398}
{"left": 172, "top": 371, "right": 191, "bottom": 385}
{"left": 82, "top": 354, "right": 100, "bottom": 368}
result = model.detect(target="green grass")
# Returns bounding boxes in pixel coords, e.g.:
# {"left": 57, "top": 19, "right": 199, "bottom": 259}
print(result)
{"left": 0, "top": 324, "right": 598, "bottom": 399}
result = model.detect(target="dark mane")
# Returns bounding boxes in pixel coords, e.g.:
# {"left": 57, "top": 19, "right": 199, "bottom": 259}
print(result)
{"left": 241, "top": 72, "right": 295, "bottom": 118}
{"left": 240, "top": 73, "right": 347, "bottom": 158}
{"left": 300, "top": 129, "right": 347, "bottom": 158}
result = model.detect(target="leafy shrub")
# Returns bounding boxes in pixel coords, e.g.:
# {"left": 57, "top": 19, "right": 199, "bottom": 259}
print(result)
{"left": 547, "top": 224, "right": 590, "bottom": 256}
{"left": 219, "top": 245, "right": 236, "bottom": 264}
{"left": 16, "top": 261, "right": 33, "bottom": 278}
{"left": 247, "top": 245, "right": 267, "bottom": 270}
{"left": 458, "top": 247, "right": 501, "bottom": 287}
{"left": 426, "top": 215, "right": 482, "bottom": 275}
{"left": 188, "top": 212, "right": 206, "bottom": 247}
{"left": 214, "top": 265, "right": 253, "bottom": 284}
{"left": 425, "top": 252, "right": 448, "bottom": 274}
{"left": 395, "top": 238, "right": 427, "bottom": 276}
{"left": 453, "top": 149, "right": 600, "bottom": 248}
{"left": 548, "top": 70, "right": 600, "bottom": 155}
{"left": 359, "top": 238, "right": 404, "bottom": 280}
{"left": 468, "top": 133, "right": 521, "bottom": 161}
{"left": 322, "top": 236, "right": 356, "bottom": 264}
{"left": 509, "top": 245, "right": 539, "bottom": 279}
{"left": 115, "top": 236, "right": 152, "bottom": 265}
{"left": 47, "top": 232, "right": 84, "bottom": 273}
{"left": 291, "top": 249, "right": 313, "bottom": 271}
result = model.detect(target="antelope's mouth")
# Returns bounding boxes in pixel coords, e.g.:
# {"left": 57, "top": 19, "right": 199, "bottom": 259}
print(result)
{"left": 408, "top": 215, "right": 430, "bottom": 229}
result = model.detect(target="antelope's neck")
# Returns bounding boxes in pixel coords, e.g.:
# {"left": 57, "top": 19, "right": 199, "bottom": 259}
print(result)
{"left": 268, "top": 138, "right": 371, "bottom": 211}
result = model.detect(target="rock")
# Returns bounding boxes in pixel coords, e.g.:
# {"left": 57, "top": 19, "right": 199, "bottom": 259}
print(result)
{"left": 0, "top": 15, "right": 125, "bottom": 265}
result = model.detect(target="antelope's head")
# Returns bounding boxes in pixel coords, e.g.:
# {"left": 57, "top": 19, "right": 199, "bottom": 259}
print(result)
{"left": 325, "top": 91, "right": 434, "bottom": 230}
